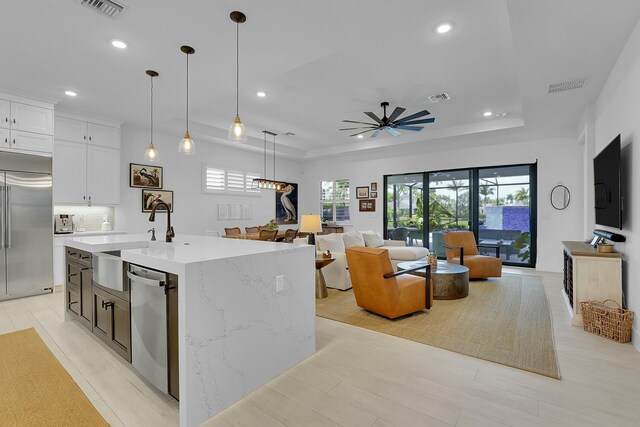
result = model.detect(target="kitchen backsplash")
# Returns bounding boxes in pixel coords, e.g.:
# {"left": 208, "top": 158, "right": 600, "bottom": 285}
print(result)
{"left": 53, "top": 205, "right": 116, "bottom": 232}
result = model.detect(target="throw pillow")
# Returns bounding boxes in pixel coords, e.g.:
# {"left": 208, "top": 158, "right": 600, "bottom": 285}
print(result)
{"left": 316, "top": 233, "right": 346, "bottom": 253}
{"left": 362, "top": 231, "right": 384, "bottom": 248}
{"left": 342, "top": 230, "right": 365, "bottom": 248}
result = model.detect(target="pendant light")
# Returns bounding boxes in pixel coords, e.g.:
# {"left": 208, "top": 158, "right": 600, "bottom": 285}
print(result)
{"left": 144, "top": 70, "right": 159, "bottom": 161}
{"left": 179, "top": 45, "right": 196, "bottom": 155}
{"left": 252, "top": 130, "right": 286, "bottom": 190}
{"left": 228, "top": 11, "right": 247, "bottom": 142}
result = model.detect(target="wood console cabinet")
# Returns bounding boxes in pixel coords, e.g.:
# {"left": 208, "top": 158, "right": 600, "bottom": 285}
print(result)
{"left": 562, "top": 241, "right": 622, "bottom": 326}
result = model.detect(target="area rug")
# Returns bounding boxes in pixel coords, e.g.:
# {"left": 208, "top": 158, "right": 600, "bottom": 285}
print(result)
{"left": 0, "top": 328, "right": 108, "bottom": 426}
{"left": 316, "top": 274, "right": 561, "bottom": 379}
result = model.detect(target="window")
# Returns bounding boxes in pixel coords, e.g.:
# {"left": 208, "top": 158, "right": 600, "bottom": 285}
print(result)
{"left": 321, "top": 179, "right": 350, "bottom": 222}
{"left": 203, "top": 165, "right": 261, "bottom": 195}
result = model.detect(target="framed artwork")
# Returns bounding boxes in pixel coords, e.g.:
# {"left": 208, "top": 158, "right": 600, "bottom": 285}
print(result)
{"left": 142, "top": 190, "right": 173, "bottom": 213}
{"left": 371, "top": 182, "right": 378, "bottom": 192}
{"left": 370, "top": 191, "right": 378, "bottom": 198}
{"left": 275, "top": 183, "right": 298, "bottom": 225}
{"left": 130, "top": 163, "right": 163, "bottom": 189}
{"left": 356, "top": 186, "right": 369, "bottom": 199}
{"left": 359, "top": 199, "right": 376, "bottom": 212}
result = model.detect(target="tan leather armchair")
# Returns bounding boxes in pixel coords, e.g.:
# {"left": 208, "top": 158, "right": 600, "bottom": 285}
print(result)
{"left": 345, "top": 246, "right": 432, "bottom": 319}
{"left": 443, "top": 231, "right": 502, "bottom": 279}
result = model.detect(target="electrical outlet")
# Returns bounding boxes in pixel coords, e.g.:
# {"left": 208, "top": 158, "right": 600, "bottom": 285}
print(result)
{"left": 276, "top": 275, "right": 284, "bottom": 292}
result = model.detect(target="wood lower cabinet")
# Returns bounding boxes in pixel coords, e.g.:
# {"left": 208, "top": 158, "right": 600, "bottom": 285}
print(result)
{"left": 92, "top": 286, "right": 131, "bottom": 362}
{"left": 65, "top": 248, "right": 92, "bottom": 330}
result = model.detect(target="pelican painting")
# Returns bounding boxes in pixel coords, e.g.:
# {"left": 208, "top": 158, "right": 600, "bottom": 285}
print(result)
{"left": 275, "top": 183, "right": 298, "bottom": 225}
{"left": 130, "top": 163, "right": 163, "bottom": 189}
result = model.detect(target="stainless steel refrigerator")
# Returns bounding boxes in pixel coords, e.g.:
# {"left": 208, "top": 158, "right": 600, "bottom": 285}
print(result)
{"left": 0, "top": 152, "right": 53, "bottom": 300}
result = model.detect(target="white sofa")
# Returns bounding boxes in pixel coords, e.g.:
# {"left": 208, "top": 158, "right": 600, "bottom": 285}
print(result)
{"left": 294, "top": 230, "right": 429, "bottom": 291}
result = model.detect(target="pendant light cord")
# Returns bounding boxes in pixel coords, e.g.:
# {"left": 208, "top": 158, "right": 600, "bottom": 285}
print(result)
{"left": 150, "top": 76, "right": 154, "bottom": 146}
{"left": 186, "top": 53, "right": 189, "bottom": 132}
{"left": 236, "top": 22, "right": 240, "bottom": 116}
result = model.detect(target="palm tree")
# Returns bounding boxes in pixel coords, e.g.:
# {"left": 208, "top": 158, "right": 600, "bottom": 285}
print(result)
{"left": 515, "top": 187, "right": 530, "bottom": 205}
{"left": 479, "top": 185, "right": 495, "bottom": 206}
{"left": 447, "top": 180, "right": 465, "bottom": 226}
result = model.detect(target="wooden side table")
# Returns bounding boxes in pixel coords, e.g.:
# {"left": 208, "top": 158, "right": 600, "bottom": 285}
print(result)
{"left": 315, "top": 258, "right": 335, "bottom": 299}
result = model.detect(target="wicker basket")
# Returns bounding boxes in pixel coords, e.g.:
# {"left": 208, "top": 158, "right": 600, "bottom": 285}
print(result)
{"left": 580, "top": 300, "right": 634, "bottom": 343}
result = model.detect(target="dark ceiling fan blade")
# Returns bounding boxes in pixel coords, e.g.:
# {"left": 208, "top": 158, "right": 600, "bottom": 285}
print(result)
{"left": 364, "top": 112, "right": 384, "bottom": 124}
{"left": 387, "top": 107, "right": 406, "bottom": 123}
{"left": 386, "top": 127, "right": 401, "bottom": 136}
{"left": 396, "top": 117, "right": 435, "bottom": 126}
{"left": 370, "top": 129, "right": 383, "bottom": 138}
{"left": 339, "top": 126, "right": 377, "bottom": 131}
{"left": 395, "top": 125, "right": 424, "bottom": 131}
{"left": 342, "top": 120, "right": 378, "bottom": 126}
{"left": 349, "top": 129, "right": 376, "bottom": 137}
{"left": 396, "top": 110, "right": 431, "bottom": 123}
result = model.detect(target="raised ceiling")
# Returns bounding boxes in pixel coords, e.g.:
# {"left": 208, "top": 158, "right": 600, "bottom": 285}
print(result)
{"left": 1, "top": 0, "right": 639, "bottom": 159}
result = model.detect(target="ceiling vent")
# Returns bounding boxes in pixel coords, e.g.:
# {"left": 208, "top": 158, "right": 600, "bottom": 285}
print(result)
{"left": 80, "top": 0, "right": 126, "bottom": 19}
{"left": 548, "top": 77, "right": 589, "bottom": 94}
{"left": 428, "top": 93, "right": 451, "bottom": 103}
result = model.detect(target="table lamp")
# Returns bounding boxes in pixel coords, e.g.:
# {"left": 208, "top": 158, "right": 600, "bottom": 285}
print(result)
{"left": 300, "top": 214, "right": 322, "bottom": 246}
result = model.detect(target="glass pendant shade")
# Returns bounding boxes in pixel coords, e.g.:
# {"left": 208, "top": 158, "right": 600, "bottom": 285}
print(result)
{"left": 178, "top": 131, "right": 195, "bottom": 155}
{"left": 145, "top": 143, "right": 158, "bottom": 161}
{"left": 228, "top": 115, "right": 247, "bottom": 142}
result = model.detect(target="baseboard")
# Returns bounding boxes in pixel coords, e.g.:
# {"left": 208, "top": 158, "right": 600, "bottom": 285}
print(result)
{"left": 54, "top": 284, "right": 64, "bottom": 293}
{"left": 633, "top": 327, "right": 640, "bottom": 352}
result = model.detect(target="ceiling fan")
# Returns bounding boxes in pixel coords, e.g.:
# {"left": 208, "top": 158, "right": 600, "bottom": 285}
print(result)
{"left": 340, "top": 101, "right": 435, "bottom": 138}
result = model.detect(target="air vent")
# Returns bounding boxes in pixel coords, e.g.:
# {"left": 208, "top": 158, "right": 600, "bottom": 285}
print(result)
{"left": 81, "top": 0, "right": 126, "bottom": 19}
{"left": 428, "top": 93, "right": 451, "bottom": 103}
{"left": 281, "top": 132, "right": 296, "bottom": 136}
{"left": 548, "top": 77, "right": 589, "bottom": 94}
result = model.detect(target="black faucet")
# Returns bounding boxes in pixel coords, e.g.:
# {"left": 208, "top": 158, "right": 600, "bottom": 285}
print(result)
{"left": 149, "top": 202, "right": 175, "bottom": 243}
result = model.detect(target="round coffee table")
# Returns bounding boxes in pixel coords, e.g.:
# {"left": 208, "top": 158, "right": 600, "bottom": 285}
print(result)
{"left": 315, "top": 258, "right": 335, "bottom": 299}
{"left": 397, "top": 261, "right": 469, "bottom": 300}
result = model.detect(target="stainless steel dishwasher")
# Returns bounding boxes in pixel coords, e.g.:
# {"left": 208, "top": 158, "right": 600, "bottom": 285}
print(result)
{"left": 127, "top": 264, "right": 179, "bottom": 400}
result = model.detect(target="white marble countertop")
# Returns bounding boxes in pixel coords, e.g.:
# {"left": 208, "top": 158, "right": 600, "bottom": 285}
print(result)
{"left": 54, "top": 230, "right": 126, "bottom": 238}
{"left": 64, "top": 233, "right": 311, "bottom": 275}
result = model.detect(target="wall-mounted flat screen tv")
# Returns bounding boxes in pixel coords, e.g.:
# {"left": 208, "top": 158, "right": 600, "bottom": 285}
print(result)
{"left": 594, "top": 134, "right": 622, "bottom": 229}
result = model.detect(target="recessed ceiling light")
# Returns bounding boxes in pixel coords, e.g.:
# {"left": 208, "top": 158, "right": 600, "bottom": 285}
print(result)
{"left": 436, "top": 23, "right": 453, "bottom": 34}
{"left": 256, "top": 91, "right": 266, "bottom": 97}
{"left": 65, "top": 90, "right": 77, "bottom": 97}
{"left": 483, "top": 111, "right": 493, "bottom": 117}
{"left": 111, "top": 39, "right": 127, "bottom": 49}
{"left": 357, "top": 134, "right": 364, "bottom": 139}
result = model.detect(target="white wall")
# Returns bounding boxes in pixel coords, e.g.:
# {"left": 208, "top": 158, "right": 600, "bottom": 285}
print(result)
{"left": 300, "top": 127, "right": 584, "bottom": 273}
{"left": 116, "top": 126, "right": 304, "bottom": 237}
{"left": 593, "top": 18, "right": 640, "bottom": 349}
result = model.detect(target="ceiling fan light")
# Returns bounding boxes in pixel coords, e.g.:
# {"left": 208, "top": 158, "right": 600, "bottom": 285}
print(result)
{"left": 178, "top": 131, "right": 195, "bottom": 155}
{"left": 229, "top": 115, "right": 247, "bottom": 142}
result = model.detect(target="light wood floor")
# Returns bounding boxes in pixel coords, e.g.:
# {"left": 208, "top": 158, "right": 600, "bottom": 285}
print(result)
{"left": 1, "top": 269, "right": 639, "bottom": 426}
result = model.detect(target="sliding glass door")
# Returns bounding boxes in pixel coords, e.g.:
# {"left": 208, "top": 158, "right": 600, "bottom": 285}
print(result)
{"left": 384, "top": 163, "right": 536, "bottom": 267}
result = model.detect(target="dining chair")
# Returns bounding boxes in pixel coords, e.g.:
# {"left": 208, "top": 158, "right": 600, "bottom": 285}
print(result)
{"left": 284, "top": 229, "right": 298, "bottom": 243}
{"left": 259, "top": 229, "right": 278, "bottom": 241}
{"left": 245, "top": 226, "right": 260, "bottom": 233}
{"left": 224, "top": 227, "right": 241, "bottom": 236}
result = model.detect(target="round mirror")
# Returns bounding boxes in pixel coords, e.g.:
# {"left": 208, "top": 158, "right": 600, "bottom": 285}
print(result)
{"left": 550, "top": 183, "right": 570, "bottom": 210}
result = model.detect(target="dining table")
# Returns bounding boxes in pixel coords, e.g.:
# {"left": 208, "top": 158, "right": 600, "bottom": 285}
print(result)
{"left": 222, "top": 231, "right": 287, "bottom": 241}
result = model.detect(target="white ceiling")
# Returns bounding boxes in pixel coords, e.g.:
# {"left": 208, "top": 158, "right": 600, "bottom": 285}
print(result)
{"left": 1, "top": 0, "right": 639, "bottom": 159}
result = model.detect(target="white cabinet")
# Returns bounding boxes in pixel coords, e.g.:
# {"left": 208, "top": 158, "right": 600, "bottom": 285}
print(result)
{"left": 11, "top": 130, "right": 53, "bottom": 153}
{"left": 0, "top": 99, "right": 9, "bottom": 129}
{"left": 0, "top": 95, "right": 54, "bottom": 156}
{"left": 54, "top": 116, "right": 121, "bottom": 149}
{"left": 11, "top": 102, "right": 54, "bottom": 135}
{"left": 87, "top": 145, "right": 120, "bottom": 205}
{"left": 88, "top": 123, "right": 120, "bottom": 149}
{"left": 0, "top": 128, "right": 8, "bottom": 148}
{"left": 53, "top": 141, "right": 87, "bottom": 204}
{"left": 53, "top": 114, "right": 121, "bottom": 205}
{"left": 54, "top": 116, "right": 87, "bottom": 143}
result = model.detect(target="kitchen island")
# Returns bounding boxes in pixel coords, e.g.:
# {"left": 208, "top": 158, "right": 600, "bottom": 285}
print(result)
{"left": 64, "top": 234, "right": 316, "bottom": 427}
